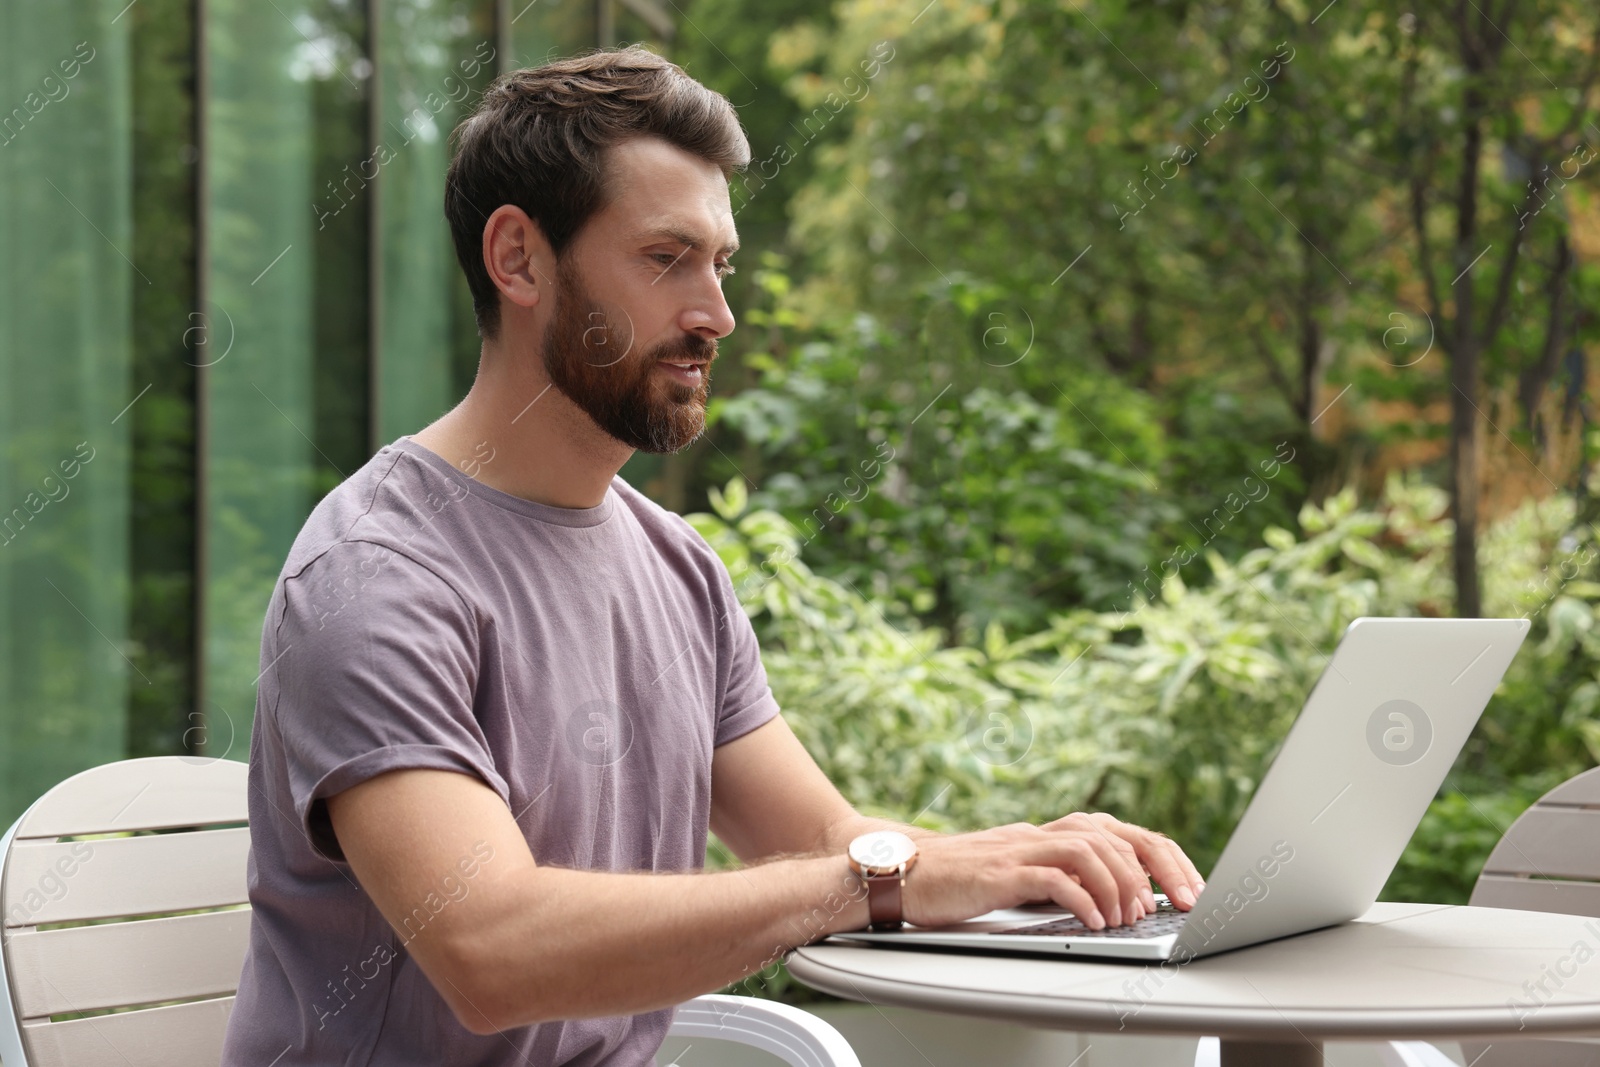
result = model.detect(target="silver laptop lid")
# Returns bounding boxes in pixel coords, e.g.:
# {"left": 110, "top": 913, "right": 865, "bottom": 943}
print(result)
{"left": 1174, "top": 616, "right": 1529, "bottom": 960}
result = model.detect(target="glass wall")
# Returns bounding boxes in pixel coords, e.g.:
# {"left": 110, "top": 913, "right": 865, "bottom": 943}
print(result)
{"left": 376, "top": 0, "right": 497, "bottom": 444}
{"left": 202, "top": 0, "right": 370, "bottom": 744}
{"left": 0, "top": 0, "right": 134, "bottom": 820}
{"left": 507, "top": 0, "right": 598, "bottom": 67}
{"left": 128, "top": 0, "right": 200, "bottom": 768}
{"left": 1, "top": 0, "right": 661, "bottom": 825}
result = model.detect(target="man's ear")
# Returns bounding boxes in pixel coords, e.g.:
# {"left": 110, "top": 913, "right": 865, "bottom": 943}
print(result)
{"left": 482, "top": 205, "right": 556, "bottom": 314}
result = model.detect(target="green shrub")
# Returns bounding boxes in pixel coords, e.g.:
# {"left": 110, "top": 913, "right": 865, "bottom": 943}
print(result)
{"left": 690, "top": 475, "right": 1599, "bottom": 939}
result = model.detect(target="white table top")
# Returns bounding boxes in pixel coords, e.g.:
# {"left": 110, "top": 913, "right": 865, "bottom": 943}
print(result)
{"left": 787, "top": 902, "right": 1600, "bottom": 1041}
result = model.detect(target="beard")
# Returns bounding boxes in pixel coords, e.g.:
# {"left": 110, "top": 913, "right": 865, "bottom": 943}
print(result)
{"left": 540, "top": 257, "right": 716, "bottom": 454}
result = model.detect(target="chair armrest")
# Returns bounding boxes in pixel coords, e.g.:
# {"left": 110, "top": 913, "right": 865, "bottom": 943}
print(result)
{"left": 669, "top": 994, "right": 861, "bottom": 1067}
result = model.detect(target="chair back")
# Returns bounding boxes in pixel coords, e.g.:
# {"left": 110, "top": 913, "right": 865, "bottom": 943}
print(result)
{"left": 1470, "top": 765, "right": 1600, "bottom": 916}
{"left": 1465, "top": 764, "right": 1600, "bottom": 1066}
{"left": 0, "top": 756, "right": 250, "bottom": 1067}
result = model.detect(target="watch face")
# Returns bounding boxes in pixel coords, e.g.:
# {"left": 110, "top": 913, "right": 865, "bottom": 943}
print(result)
{"left": 849, "top": 830, "right": 917, "bottom": 872}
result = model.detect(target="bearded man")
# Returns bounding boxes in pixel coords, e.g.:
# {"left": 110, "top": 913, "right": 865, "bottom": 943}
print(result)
{"left": 222, "top": 45, "right": 1203, "bottom": 1067}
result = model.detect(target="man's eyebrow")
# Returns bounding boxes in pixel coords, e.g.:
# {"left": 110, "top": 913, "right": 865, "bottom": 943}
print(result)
{"left": 634, "top": 225, "right": 739, "bottom": 256}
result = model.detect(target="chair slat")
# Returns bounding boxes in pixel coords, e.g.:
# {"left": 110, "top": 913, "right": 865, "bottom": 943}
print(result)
{"left": 8, "top": 908, "right": 251, "bottom": 1018}
{"left": 15, "top": 757, "right": 248, "bottom": 839}
{"left": 20, "top": 996, "right": 234, "bottom": 1067}
{"left": 2, "top": 827, "right": 249, "bottom": 926}
{"left": 1539, "top": 766, "right": 1600, "bottom": 808}
{"left": 1470, "top": 874, "right": 1600, "bottom": 917}
{"left": 1480, "top": 808, "right": 1600, "bottom": 881}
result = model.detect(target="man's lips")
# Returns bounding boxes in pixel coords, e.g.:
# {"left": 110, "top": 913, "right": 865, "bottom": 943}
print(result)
{"left": 656, "top": 358, "right": 710, "bottom": 385}
{"left": 659, "top": 350, "right": 716, "bottom": 367}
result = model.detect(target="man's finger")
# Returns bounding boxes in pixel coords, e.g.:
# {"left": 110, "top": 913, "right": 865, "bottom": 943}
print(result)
{"left": 1147, "top": 828, "right": 1204, "bottom": 897}
{"left": 1127, "top": 828, "right": 1204, "bottom": 908}
{"left": 1022, "top": 866, "right": 1106, "bottom": 929}
{"left": 1081, "top": 825, "right": 1153, "bottom": 922}
{"left": 1073, "top": 815, "right": 1192, "bottom": 909}
{"left": 1037, "top": 813, "right": 1201, "bottom": 911}
{"left": 1029, "top": 833, "right": 1139, "bottom": 926}
{"left": 1066, "top": 814, "right": 1156, "bottom": 916}
{"left": 1036, "top": 834, "right": 1127, "bottom": 926}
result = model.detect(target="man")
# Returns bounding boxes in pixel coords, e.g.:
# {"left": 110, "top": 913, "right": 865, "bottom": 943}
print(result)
{"left": 222, "top": 46, "right": 1204, "bottom": 1066}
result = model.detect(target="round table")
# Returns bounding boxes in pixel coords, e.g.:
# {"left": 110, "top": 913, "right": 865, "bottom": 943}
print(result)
{"left": 787, "top": 902, "right": 1600, "bottom": 1066}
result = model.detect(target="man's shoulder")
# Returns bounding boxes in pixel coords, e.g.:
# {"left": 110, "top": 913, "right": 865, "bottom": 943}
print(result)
{"left": 275, "top": 443, "right": 473, "bottom": 608}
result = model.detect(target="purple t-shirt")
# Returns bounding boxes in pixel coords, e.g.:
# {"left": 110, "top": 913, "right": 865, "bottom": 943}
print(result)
{"left": 222, "top": 436, "right": 781, "bottom": 1067}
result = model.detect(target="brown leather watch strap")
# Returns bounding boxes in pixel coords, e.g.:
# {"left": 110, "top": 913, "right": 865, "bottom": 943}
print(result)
{"left": 866, "top": 870, "right": 904, "bottom": 930}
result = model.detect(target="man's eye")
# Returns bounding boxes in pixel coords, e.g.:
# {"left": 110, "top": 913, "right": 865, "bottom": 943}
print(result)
{"left": 715, "top": 261, "right": 736, "bottom": 277}
{"left": 652, "top": 253, "right": 680, "bottom": 266}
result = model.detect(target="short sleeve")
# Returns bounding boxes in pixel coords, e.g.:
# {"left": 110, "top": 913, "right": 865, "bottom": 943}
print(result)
{"left": 267, "top": 541, "right": 509, "bottom": 862}
{"left": 708, "top": 554, "right": 781, "bottom": 748}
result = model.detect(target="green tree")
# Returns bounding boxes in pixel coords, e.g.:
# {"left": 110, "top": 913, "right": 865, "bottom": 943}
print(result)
{"left": 1393, "top": 0, "right": 1600, "bottom": 616}
{"left": 760, "top": 0, "right": 1600, "bottom": 619}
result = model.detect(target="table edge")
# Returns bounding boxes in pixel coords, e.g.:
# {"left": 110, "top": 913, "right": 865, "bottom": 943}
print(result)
{"left": 787, "top": 946, "right": 1600, "bottom": 1041}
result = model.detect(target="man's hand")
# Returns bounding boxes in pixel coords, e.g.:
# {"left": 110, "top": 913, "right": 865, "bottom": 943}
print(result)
{"left": 896, "top": 815, "right": 1205, "bottom": 931}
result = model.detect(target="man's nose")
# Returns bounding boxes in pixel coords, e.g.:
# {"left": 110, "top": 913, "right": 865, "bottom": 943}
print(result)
{"left": 683, "top": 274, "right": 735, "bottom": 340}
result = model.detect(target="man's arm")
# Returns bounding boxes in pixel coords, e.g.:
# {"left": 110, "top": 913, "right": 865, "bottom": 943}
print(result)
{"left": 708, "top": 714, "right": 938, "bottom": 861}
{"left": 327, "top": 767, "right": 870, "bottom": 1034}
{"left": 328, "top": 745, "right": 1201, "bottom": 1034}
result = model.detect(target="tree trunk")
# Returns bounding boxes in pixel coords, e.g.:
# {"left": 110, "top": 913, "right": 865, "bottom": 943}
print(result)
{"left": 1451, "top": 89, "right": 1485, "bottom": 619}
{"left": 1297, "top": 236, "right": 1323, "bottom": 429}
{"left": 1450, "top": 324, "right": 1483, "bottom": 618}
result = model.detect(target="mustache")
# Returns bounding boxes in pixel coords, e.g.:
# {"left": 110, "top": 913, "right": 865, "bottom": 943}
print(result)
{"left": 649, "top": 332, "right": 717, "bottom": 365}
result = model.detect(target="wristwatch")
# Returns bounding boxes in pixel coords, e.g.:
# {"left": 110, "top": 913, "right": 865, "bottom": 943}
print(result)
{"left": 847, "top": 830, "right": 919, "bottom": 931}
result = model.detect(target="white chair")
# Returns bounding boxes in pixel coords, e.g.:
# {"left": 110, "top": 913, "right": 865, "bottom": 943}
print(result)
{"left": 0, "top": 756, "right": 860, "bottom": 1067}
{"left": 669, "top": 995, "right": 860, "bottom": 1066}
{"left": 1461, "top": 765, "right": 1600, "bottom": 1067}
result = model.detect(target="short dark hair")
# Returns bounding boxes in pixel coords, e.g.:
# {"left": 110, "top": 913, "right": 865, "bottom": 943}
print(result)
{"left": 444, "top": 46, "right": 750, "bottom": 341}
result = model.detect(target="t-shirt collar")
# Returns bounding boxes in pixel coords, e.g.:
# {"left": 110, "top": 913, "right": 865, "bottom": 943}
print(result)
{"left": 390, "top": 436, "right": 616, "bottom": 528}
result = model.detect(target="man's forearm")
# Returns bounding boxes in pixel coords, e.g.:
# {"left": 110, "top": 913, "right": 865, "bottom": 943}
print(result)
{"left": 818, "top": 811, "right": 944, "bottom": 856}
{"left": 449, "top": 852, "right": 869, "bottom": 1032}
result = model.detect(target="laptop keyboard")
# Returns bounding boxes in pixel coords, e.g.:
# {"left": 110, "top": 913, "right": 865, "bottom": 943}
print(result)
{"left": 997, "top": 898, "right": 1187, "bottom": 938}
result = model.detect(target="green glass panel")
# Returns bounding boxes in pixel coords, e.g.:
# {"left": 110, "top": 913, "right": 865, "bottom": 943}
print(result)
{"left": 376, "top": 0, "right": 497, "bottom": 442}
{"left": 0, "top": 1, "right": 133, "bottom": 822}
{"left": 203, "top": 0, "right": 370, "bottom": 751}
{"left": 128, "top": 0, "right": 201, "bottom": 764}
{"left": 507, "top": 0, "right": 597, "bottom": 69}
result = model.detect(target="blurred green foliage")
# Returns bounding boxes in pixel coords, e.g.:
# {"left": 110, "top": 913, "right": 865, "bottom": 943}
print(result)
{"left": 694, "top": 476, "right": 1598, "bottom": 997}
{"left": 671, "top": 0, "right": 1600, "bottom": 1005}
{"left": 709, "top": 257, "right": 1311, "bottom": 642}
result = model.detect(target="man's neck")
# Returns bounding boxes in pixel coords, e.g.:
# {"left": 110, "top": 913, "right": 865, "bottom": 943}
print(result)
{"left": 409, "top": 360, "right": 632, "bottom": 511}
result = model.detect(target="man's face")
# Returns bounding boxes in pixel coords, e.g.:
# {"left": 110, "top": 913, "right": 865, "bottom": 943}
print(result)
{"left": 539, "top": 137, "right": 738, "bottom": 454}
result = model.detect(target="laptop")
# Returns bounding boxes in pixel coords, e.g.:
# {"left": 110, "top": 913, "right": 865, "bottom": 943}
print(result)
{"left": 831, "top": 616, "right": 1530, "bottom": 962}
